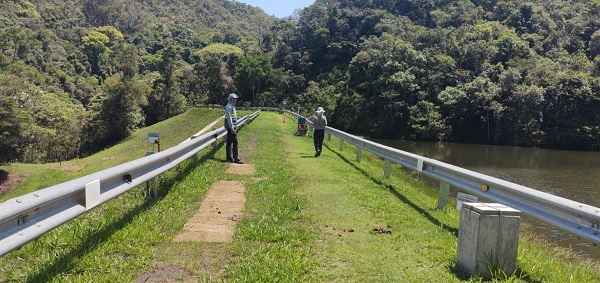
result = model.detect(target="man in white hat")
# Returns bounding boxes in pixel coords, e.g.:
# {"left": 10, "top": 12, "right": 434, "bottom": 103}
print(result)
{"left": 312, "top": 107, "right": 327, "bottom": 157}
{"left": 224, "top": 93, "right": 243, "bottom": 163}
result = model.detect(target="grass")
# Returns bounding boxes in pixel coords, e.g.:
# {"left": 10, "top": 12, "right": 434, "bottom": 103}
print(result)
{"left": 1, "top": 110, "right": 599, "bottom": 282}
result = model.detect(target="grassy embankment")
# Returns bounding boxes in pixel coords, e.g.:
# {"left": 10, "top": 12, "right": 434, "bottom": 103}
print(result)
{"left": 0, "top": 108, "right": 224, "bottom": 201}
{"left": 0, "top": 109, "right": 599, "bottom": 282}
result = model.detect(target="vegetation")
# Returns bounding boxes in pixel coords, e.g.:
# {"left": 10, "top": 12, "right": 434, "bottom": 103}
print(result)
{"left": 1, "top": 111, "right": 598, "bottom": 282}
{"left": 2, "top": 0, "right": 600, "bottom": 165}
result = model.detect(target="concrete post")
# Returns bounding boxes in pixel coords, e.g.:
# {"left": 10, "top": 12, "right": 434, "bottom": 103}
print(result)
{"left": 456, "top": 202, "right": 521, "bottom": 280}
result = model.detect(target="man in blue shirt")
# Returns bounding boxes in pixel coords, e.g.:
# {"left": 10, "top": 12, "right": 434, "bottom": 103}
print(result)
{"left": 225, "top": 93, "right": 243, "bottom": 164}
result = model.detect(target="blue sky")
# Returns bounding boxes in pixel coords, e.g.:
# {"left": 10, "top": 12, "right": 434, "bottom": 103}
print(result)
{"left": 235, "top": 0, "right": 316, "bottom": 18}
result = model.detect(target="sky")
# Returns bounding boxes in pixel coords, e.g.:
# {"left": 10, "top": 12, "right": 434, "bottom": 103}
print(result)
{"left": 234, "top": 0, "right": 316, "bottom": 18}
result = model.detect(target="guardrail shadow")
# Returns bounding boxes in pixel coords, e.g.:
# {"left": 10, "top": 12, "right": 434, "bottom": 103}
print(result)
{"left": 26, "top": 143, "right": 223, "bottom": 282}
{"left": 326, "top": 144, "right": 458, "bottom": 237}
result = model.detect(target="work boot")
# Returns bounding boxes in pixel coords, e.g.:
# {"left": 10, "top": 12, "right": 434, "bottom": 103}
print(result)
{"left": 234, "top": 159, "right": 244, "bottom": 164}
{"left": 315, "top": 150, "right": 321, "bottom": 157}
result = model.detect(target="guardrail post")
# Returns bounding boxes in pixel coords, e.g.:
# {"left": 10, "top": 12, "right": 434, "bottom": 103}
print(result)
{"left": 211, "top": 128, "right": 217, "bottom": 150}
{"left": 437, "top": 182, "right": 450, "bottom": 209}
{"left": 327, "top": 132, "right": 331, "bottom": 142}
{"left": 384, "top": 159, "right": 391, "bottom": 178}
{"left": 146, "top": 177, "right": 158, "bottom": 199}
{"left": 339, "top": 139, "right": 344, "bottom": 151}
{"left": 145, "top": 152, "right": 158, "bottom": 198}
{"left": 356, "top": 147, "right": 362, "bottom": 163}
{"left": 456, "top": 203, "right": 521, "bottom": 280}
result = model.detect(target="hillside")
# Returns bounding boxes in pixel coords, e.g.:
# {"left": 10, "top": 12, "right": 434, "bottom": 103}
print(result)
{"left": 287, "top": 0, "right": 600, "bottom": 148}
{"left": 0, "top": 0, "right": 274, "bottom": 163}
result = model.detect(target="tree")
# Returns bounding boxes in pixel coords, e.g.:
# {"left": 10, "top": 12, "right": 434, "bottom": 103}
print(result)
{"left": 438, "top": 75, "right": 497, "bottom": 143}
{"left": 23, "top": 91, "right": 89, "bottom": 162}
{"left": 235, "top": 54, "right": 274, "bottom": 104}
{"left": 100, "top": 73, "right": 147, "bottom": 141}
{"left": 191, "top": 43, "right": 243, "bottom": 104}
{"left": 192, "top": 55, "right": 226, "bottom": 104}
{"left": 82, "top": 30, "right": 111, "bottom": 78}
{"left": 408, "top": 100, "right": 448, "bottom": 141}
{"left": 112, "top": 42, "right": 139, "bottom": 79}
{"left": 0, "top": 75, "right": 26, "bottom": 163}
{"left": 348, "top": 33, "right": 423, "bottom": 137}
{"left": 145, "top": 41, "right": 187, "bottom": 124}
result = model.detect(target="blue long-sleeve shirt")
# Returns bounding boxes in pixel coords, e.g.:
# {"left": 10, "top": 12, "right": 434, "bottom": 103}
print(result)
{"left": 224, "top": 102, "right": 237, "bottom": 130}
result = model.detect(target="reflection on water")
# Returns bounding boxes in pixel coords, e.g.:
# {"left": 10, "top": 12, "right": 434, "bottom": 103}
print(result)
{"left": 372, "top": 139, "right": 600, "bottom": 259}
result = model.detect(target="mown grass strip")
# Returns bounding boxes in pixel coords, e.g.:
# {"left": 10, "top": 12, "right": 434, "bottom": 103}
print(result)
{"left": 216, "top": 111, "right": 318, "bottom": 282}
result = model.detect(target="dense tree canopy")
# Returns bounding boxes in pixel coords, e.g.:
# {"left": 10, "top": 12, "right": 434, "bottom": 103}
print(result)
{"left": 1, "top": 0, "right": 600, "bottom": 163}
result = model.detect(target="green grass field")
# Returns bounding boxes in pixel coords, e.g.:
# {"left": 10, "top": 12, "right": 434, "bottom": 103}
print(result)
{"left": 0, "top": 109, "right": 599, "bottom": 282}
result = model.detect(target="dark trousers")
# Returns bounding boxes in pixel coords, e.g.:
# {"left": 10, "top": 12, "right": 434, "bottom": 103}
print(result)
{"left": 226, "top": 130, "right": 238, "bottom": 160}
{"left": 314, "top": 129, "right": 325, "bottom": 152}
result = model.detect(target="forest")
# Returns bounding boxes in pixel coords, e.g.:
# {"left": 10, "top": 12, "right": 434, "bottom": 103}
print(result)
{"left": 1, "top": 0, "right": 600, "bottom": 164}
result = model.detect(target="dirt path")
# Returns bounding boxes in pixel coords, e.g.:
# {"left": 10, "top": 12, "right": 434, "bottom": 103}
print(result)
{"left": 172, "top": 164, "right": 255, "bottom": 243}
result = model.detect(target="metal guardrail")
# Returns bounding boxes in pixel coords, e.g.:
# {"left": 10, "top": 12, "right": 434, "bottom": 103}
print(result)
{"left": 286, "top": 110, "right": 600, "bottom": 245}
{"left": 0, "top": 111, "right": 260, "bottom": 257}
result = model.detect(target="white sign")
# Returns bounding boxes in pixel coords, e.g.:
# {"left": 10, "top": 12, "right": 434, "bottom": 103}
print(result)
{"left": 148, "top": 133, "right": 159, "bottom": 144}
{"left": 456, "top": 192, "right": 478, "bottom": 210}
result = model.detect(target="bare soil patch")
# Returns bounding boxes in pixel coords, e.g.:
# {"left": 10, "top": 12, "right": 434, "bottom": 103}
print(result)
{"left": 173, "top": 180, "right": 246, "bottom": 243}
{"left": 225, "top": 163, "right": 256, "bottom": 175}
{"left": 0, "top": 170, "right": 20, "bottom": 196}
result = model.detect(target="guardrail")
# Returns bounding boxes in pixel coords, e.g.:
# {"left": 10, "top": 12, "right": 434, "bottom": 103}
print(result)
{"left": 286, "top": 110, "right": 600, "bottom": 245}
{"left": 0, "top": 110, "right": 260, "bottom": 257}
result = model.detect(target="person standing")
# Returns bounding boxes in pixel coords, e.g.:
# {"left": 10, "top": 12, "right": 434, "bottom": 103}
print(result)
{"left": 312, "top": 107, "right": 327, "bottom": 157}
{"left": 224, "top": 93, "right": 243, "bottom": 164}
